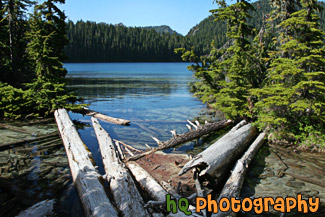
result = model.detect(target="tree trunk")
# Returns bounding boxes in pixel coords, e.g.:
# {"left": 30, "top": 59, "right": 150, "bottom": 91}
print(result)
{"left": 55, "top": 109, "right": 118, "bottom": 217}
{"left": 179, "top": 121, "right": 257, "bottom": 180}
{"left": 92, "top": 117, "right": 150, "bottom": 217}
{"left": 212, "top": 133, "right": 266, "bottom": 217}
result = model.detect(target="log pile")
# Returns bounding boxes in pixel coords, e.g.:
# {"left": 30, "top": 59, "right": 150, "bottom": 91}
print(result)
{"left": 53, "top": 109, "right": 266, "bottom": 217}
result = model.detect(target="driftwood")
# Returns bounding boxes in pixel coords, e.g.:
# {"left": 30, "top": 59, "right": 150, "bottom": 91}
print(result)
{"left": 179, "top": 120, "right": 257, "bottom": 179}
{"left": 81, "top": 107, "right": 130, "bottom": 125}
{"left": 126, "top": 162, "right": 201, "bottom": 217}
{"left": 16, "top": 199, "right": 55, "bottom": 217}
{"left": 127, "top": 120, "right": 233, "bottom": 161}
{"left": 127, "top": 162, "right": 167, "bottom": 202}
{"left": 55, "top": 109, "right": 118, "bottom": 217}
{"left": 91, "top": 117, "right": 150, "bottom": 217}
{"left": 212, "top": 133, "right": 266, "bottom": 217}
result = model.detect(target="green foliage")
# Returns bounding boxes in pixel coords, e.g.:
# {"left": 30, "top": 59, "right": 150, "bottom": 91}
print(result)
{"left": 177, "top": 0, "right": 266, "bottom": 120}
{"left": 253, "top": 0, "right": 325, "bottom": 146}
{"left": 0, "top": 82, "right": 36, "bottom": 119}
{"left": 178, "top": 0, "right": 325, "bottom": 148}
{"left": 0, "top": 0, "right": 86, "bottom": 119}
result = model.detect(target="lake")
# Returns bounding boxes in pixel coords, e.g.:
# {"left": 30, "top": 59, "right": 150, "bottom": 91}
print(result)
{"left": 65, "top": 62, "right": 217, "bottom": 172}
{"left": 0, "top": 63, "right": 217, "bottom": 216}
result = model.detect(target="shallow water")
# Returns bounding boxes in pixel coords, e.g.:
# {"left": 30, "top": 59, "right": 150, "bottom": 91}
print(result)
{"left": 65, "top": 63, "right": 215, "bottom": 173}
{"left": 0, "top": 62, "right": 212, "bottom": 216}
{"left": 2, "top": 63, "right": 323, "bottom": 216}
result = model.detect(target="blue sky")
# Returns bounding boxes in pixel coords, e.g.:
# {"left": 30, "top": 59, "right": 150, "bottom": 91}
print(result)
{"left": 58, "top": 0, "right": 218, "bottom": 36}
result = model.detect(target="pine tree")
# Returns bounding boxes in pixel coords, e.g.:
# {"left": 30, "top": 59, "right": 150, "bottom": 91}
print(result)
{"left": 253, "top": 0, "right": 325, "bottom": 145}
{"left": 1, "top": 0, "right": 34, "bottom": 85}
{"left": 25, "top": 0, "right": 83, "bottom": 117}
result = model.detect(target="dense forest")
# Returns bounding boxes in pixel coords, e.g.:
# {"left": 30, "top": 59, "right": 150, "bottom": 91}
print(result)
{"left": 64, "top": 0, "right": 325, "bottom": 62}
{"left": 65, "top": 21, "right": 189, "bottom": 62}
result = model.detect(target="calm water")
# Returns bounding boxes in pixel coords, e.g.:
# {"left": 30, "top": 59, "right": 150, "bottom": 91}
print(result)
{"left": 65, "top": 62, "right": 212, "bottom": 172}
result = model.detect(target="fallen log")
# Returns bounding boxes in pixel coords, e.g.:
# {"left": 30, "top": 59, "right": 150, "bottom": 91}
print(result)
{"left": 80, "top": 107, "right": 130, "bottom": 125}
{"left": 16, "top": 199, "right": 55, "bottom": 217}
{"left": 179, "top": 120, "right": 257, "bottom": 180}
{"left": 212, "top": 133, "right": 266, "bottom": 217}
{"left": 126, "top": 162, "right": 201, "bottom": 217}
{"left": 127, "top": 161, "right": 167, "bottom": 202}
{"left": 91, "top": 117, "right": 150, "bottom": 217}
{"left": 55, "top": 109, "right": 118, "bottom": 217}
{"left": 127, "top": 120, "right": 233, "bottom": 161}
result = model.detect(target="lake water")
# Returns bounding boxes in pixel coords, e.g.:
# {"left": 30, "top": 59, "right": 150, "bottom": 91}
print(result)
{"left": 65, "top": 62, "right": 217, "bottom": 172}
{"left": 0, "top": 63, "right": 218, "bottom": 216}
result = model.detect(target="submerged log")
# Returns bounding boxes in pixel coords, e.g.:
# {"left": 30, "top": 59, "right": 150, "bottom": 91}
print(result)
{"left": 81, "top": 107, "right": 130, "bottom": 125}
{"left": 212, "top": 133, "right": 266, "bottom": 217}
{"left": 0, "top": 132, "right": 59, "bottom": 150}
{"left": 127, "top": 120, "right": 233, "bottom": 161}
{"left": 55, "top": 109, "right": 118, "bottom": 217}
{"left": 91, "top": 117, "right": 150, "bottom": 217}
{"left": 179, "top": 121, "right": 257, "bottom": 179}
{"left": 16, "top": 199, "right": 55, "bottom": 217}
{"left": 0, "top": 123, "right": 35, "bottom": 135}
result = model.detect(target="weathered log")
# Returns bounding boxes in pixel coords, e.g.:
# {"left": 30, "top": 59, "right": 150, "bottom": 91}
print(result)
{"left": 212, "top": 133, "right": 266, "bottom": 217}
{"left": 126, "top": 162, "right": 201, "bottom": 217}
{"left": 92, "top": 117, "right": 150, "bottom": 217}
{"left": 127, "top": 162, "right": 167, "bottom": 202}
{"left": 80, "top": 107, "right": 130, "bottom": 125}
{"left": 55, "top": 109, "right": 118, "bottom": 217}
{"left": 179, "top": 121, "right": 257, "bottom": 179}
{"left": 16, "top": 199, "right": 55, "bottom": 217}
{"left": 127, "top": 120, "right": 233, "bottom": 161}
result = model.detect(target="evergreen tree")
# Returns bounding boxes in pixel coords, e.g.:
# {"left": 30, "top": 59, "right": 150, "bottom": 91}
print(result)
{"left": 253, "top": 0, "right": 325, "bottom": 145}
{"left": 25, "top": 0, "right": 83, "bottom": 117}
{"left": 177, "top": 0, "right": 265, "bottom": 120}
{"left": 1, "top": 0, "right": 34, "bottom": 86}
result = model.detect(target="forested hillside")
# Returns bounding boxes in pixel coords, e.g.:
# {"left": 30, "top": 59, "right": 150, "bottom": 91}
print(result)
{"left": 64, "top": 0, "right": 325, "bottom": 62}
{"left": 65, "top": 21, "right": 189, "bottom": 62}
{"left": 187, "top": 0, "right": 272, "bottom": 54}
